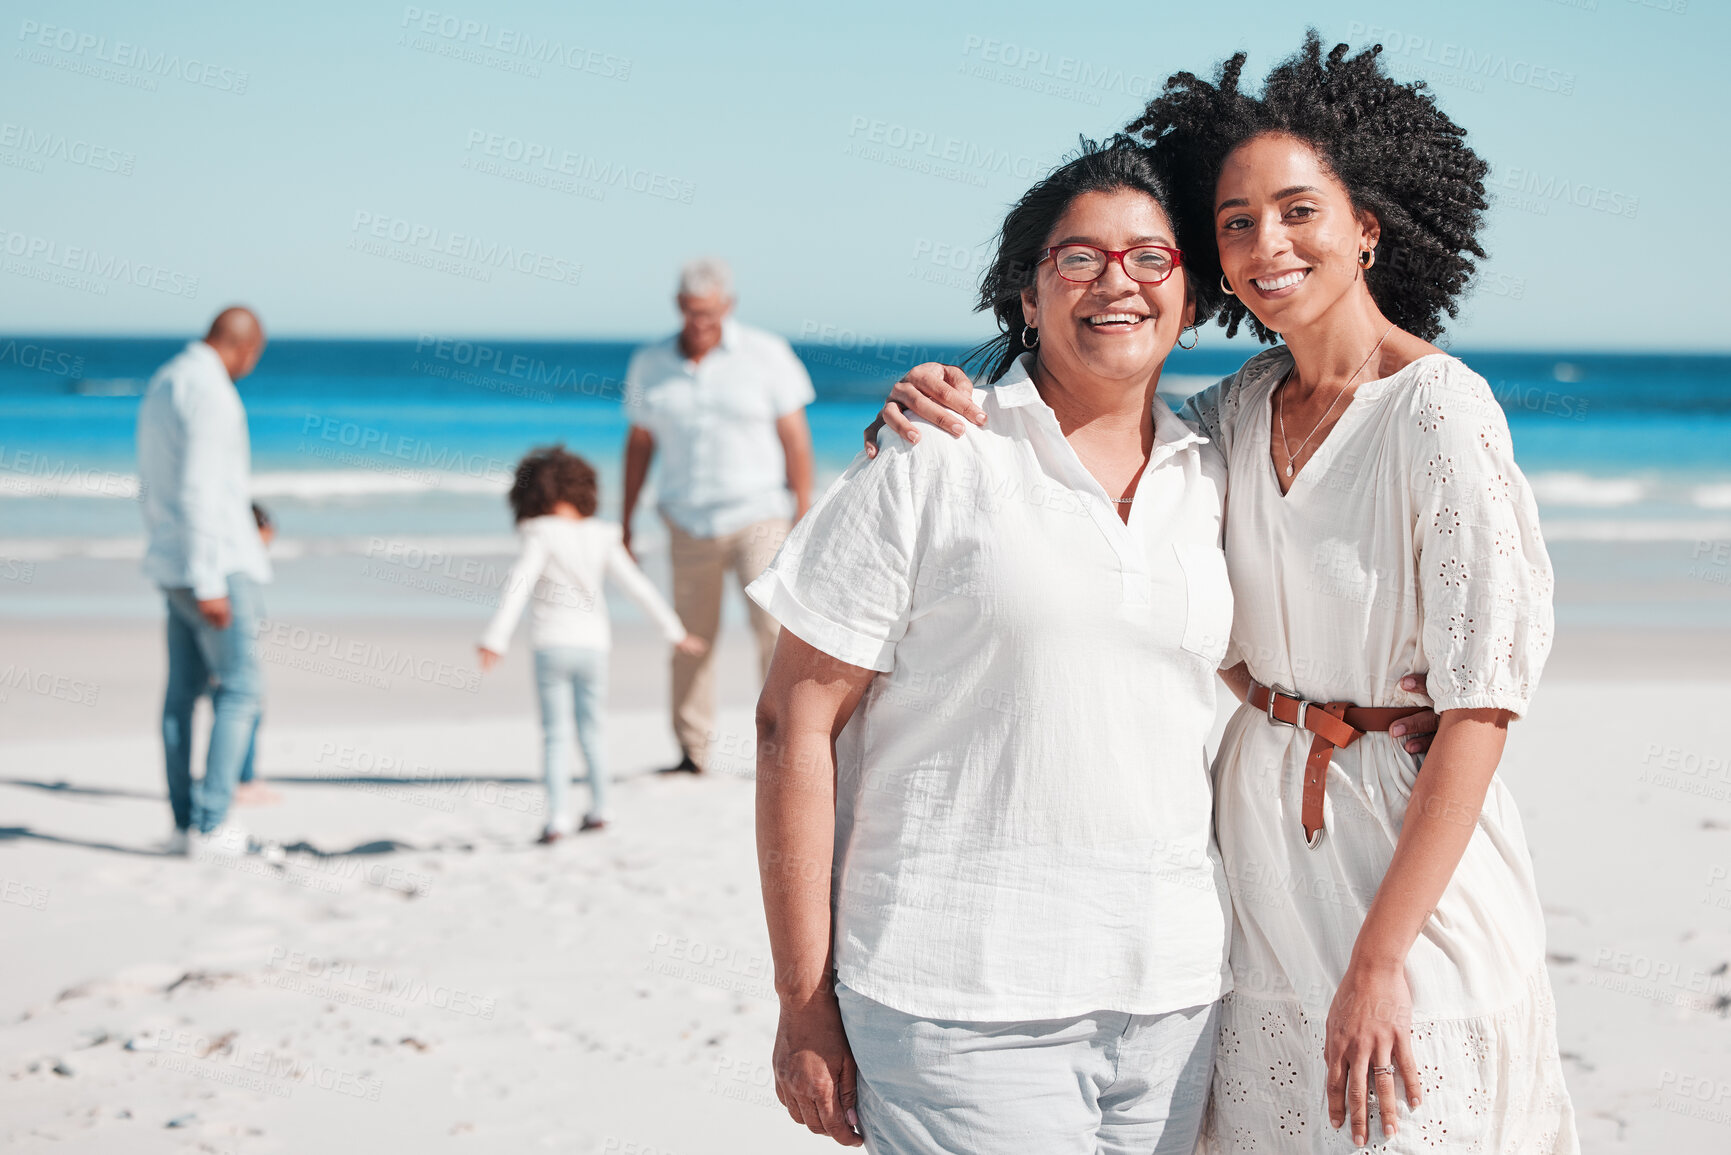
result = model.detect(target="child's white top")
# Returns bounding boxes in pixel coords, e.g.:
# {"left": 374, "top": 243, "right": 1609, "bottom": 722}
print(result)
{"left": 479, "top": 516, "right": 685, "bottom": 654}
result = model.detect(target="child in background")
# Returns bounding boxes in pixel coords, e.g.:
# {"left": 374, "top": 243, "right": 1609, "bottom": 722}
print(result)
{"left": 233, "top": 502, "right": 280, "bottom": 806}
{"left": 478, "top": 446, "right": 704, "bottom": 843}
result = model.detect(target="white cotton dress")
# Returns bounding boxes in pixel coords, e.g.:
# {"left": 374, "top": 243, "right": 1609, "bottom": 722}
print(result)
{"left": 1183, "top": 349, "right": 1579, "bottom": 1153}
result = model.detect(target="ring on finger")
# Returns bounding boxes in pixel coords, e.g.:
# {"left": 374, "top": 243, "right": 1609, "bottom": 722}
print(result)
{"left": 1370, "top": 1064, "right": 1397, "bottom": 1076}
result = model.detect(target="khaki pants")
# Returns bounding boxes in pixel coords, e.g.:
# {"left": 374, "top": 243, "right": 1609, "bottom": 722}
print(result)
{"left": 665, "top": 516, "right": 789, "bottom": 769}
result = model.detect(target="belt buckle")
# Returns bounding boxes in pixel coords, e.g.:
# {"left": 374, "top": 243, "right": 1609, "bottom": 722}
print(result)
{"left": 1265, "top": 684, "right": 1309, "bottom": 731}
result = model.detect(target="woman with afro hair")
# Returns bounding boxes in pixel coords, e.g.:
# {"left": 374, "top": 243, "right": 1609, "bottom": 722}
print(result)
{"left": 871, "top": 32, "right": 1577, "bottom": 1155}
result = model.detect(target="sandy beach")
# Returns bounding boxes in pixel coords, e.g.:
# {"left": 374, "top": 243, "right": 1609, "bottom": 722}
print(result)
{"left": 3, "top": 0, "right": 1725, "bottom": 1147}
{"left": 3, "top": 548, "right": 1730, "bottom": 1153}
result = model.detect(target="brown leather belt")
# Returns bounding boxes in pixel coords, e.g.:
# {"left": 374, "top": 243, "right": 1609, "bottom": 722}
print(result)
{"left": 1247, "top": 681, "right": 1426, "bottom": 849}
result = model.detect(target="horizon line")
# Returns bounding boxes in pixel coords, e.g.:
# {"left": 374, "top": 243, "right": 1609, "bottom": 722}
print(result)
{"left": 3, "top": 331, "right": 1731, "bottom": 358}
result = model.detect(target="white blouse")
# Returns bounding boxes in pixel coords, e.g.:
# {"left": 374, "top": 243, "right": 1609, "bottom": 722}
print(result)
{"left": 747, "top": 354, "right": 1234, "bottom": 1022}
{"left": 479, "top": 516, "right": 685, "bottom": 655}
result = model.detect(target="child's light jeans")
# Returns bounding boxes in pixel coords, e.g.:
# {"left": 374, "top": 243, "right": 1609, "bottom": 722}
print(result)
{"left": 533, "top": 646, "right": 609, "bottom": 824}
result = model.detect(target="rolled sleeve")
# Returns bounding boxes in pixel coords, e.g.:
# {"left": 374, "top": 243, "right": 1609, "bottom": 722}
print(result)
{"left": 744, "top": 442, "right": 922, "bottom": 672}
{"left": 746, "top": 569, "right": 897, "bottom": 672}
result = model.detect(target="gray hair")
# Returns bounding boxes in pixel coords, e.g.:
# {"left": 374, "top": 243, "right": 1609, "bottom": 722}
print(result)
{"left": 677, "top": 257, "right": 733, "bottom": 299}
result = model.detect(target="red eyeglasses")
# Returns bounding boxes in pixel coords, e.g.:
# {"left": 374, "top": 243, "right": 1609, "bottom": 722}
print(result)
{"left": 1039, "top": 244, "right": 1183, "bottom": 285}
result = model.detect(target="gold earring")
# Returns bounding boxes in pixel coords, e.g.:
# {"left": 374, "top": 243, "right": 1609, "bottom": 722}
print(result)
{"left": 1220, "top": 274, "right": 1236, "bottom": 296}
{"left": 1177, "top": 326, "right": 1198, "bottom": 350}
{"left": 1359, "top": 249, "right": 1376, "bottom": 270}
{"left": 1020, "top": 324, "right": 1039, "bottom": 348}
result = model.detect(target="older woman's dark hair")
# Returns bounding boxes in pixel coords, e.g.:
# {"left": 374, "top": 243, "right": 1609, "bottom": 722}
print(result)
{"left": 969, "top": 135, "right": 1201, "bottom": 383}
{"left": 508, "top": 445, "right": 598, "bottom": 522}
{"left": 1126, "top": 31, "right": 1489, "bottom": 343}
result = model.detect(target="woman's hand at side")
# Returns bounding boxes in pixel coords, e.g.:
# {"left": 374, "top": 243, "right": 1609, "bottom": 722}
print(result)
{"left": 757, "top": 631, "right": 877, "bottom": 1147}
{"left": 1393, "top": 675, "right": 1439, "bottom": 755}
{"left": 1218, "top": 666, "right": 1442, "bottom": 755}
{"left": 1327, "top": 707, "right": 1513, "bottom": 1145}
{"left": 862, "top": 363, "right": 984, "bottom": 458}
{"left": 773, "top": 988, "right": 863, "bottom": 1146}
{"left": 1325, "top": 956, "right": 1421, "bottom": 1146}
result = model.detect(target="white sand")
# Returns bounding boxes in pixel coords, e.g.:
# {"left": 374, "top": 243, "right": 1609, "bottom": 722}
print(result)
{"left": 3, "top": 614, "right": 1730, "bottom": 1152}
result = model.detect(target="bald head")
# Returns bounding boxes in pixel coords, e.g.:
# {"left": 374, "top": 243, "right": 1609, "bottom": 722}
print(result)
{"left": 204, "top": 306, "right": 266, "bottom": 381}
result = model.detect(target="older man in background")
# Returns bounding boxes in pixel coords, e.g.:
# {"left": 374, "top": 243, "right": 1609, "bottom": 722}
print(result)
{"left": 622, "top": 258, "right": 815, "bottom": 775}
{"left": 137, "top": 307, "right": 271, "bottom": 854}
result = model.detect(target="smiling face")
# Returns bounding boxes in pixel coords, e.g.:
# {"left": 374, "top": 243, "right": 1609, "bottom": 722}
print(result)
{"left": 1019, "top": 187, "right": 1193, "bottom": 389}
{"left": 1213, "top": 133, "right": 1379, "bottom": 338}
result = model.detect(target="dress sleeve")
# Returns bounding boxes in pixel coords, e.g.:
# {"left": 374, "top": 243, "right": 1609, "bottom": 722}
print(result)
{"left": 602, "top": 529, "right": 687, "bottom": 643}
{"left": 1177, "top": 346, "right": 1288, "bottom": 459}
{"left": 1178, "top": 378, "right": 1231, "bottom": 454}
{"left": 1409, "top": 361, "right": 1555, "bottom": 716}
{"left": 478, "top": 529, "right": 550, "bottom": 655}
{"left": 744, "top": 439, "right": 923, "bottom": 673}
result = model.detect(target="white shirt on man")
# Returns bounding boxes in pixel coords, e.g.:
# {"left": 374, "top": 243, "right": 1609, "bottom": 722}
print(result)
{"left": 624, "top": 319, "right": 814, "bottom": 538}
{"left": 136, "top": 340, "right": 270, "bottom": 600}
{"left": 479, "top": 516, "right": 686, "bottom": 655}
{"left": 746, "top": 353, "right": 1234, "bottom": 1021}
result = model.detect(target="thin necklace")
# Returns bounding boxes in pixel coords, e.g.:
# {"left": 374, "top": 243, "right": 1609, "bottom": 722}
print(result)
{"left": 1277, "top": 323, "right": 1395, "bottom": 479}
{"left": 1111, "top": 458, "right": 1150, "bottom": 503}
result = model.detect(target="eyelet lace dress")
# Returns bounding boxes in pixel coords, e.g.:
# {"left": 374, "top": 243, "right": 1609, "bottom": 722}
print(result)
{"left": 1184, "top": 349, "right": 1578, "bottom": 1153}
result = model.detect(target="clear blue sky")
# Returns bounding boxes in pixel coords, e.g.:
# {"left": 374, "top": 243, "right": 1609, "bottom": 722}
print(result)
{"left": 2, "top": 0, "right": 1723, "bottom": 349}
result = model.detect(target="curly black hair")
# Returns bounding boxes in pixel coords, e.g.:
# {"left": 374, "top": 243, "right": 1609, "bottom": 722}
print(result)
{"left": 508, "top": 445, "right": 598, "bottom": 522}
{"left": 1125, "top": 31, "right": 1489, "bottom": 343}
{"left": 966, "top": 134, "right": 1207, "bottom": 383}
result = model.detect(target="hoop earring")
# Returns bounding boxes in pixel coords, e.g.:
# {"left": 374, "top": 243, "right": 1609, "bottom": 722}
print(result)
{"left": 1177, "top": 326, "right": 1198, "bottom": 351}
{"left": 1220, "top": 274, "right": 1236, "bottom": 297}
{"left": 1359, "top": 249, "right": 1376, "bottom": 270}
{"left": 1021, "top": 324, "right": 1039, "bottom": 349}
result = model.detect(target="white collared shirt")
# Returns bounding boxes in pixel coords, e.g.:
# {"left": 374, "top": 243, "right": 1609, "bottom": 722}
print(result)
{"left": 478, "top": 515, "right": 687, "bottom": 655}
{"left": 136, "top": 341, "right": 270, "bottom": 598}
{"left": 746, "top": 354, "right": 1234, "bottom": 1021}
{"left": 624, "top": 319, "right": 815, "bottom": 538}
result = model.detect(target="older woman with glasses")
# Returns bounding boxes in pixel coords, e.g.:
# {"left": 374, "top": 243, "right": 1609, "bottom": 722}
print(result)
{"left": 748, "top": 136, "right": 1236, "bottom": 1154}
{"left": 870, "top": 34, "right": 1577, "bottom": 1155}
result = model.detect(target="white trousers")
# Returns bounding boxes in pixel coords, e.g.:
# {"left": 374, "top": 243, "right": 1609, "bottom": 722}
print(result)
{"left": 837, "top": 982, "right": 1219, "bottom": 1155}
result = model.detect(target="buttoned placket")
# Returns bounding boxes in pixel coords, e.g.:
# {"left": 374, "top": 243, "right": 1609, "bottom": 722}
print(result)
{"left": 1000, "top": 376, "right": 1206, "bottom": 609}
{"left": 682, "top": 354, "right": 709, "bottom": 492}
{"left": 682, "top": 323, "right": 743, "bottom": 520}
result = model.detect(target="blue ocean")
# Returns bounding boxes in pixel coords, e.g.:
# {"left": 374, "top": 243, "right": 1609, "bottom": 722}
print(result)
{"left": 2, "top": 336, "right": 1728, "bottom": 625}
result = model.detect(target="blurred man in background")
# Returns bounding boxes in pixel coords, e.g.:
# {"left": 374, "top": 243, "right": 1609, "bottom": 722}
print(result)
{"left": 136, "top": 307, "right": 271, "bottom": 853}
{"left": 621, "top": 259, "right": 814, "bottom": 775}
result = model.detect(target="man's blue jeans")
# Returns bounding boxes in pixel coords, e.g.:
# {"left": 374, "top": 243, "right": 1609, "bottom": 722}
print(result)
{"left": 161, "top": 573, "right": 265, "bottom": 833}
